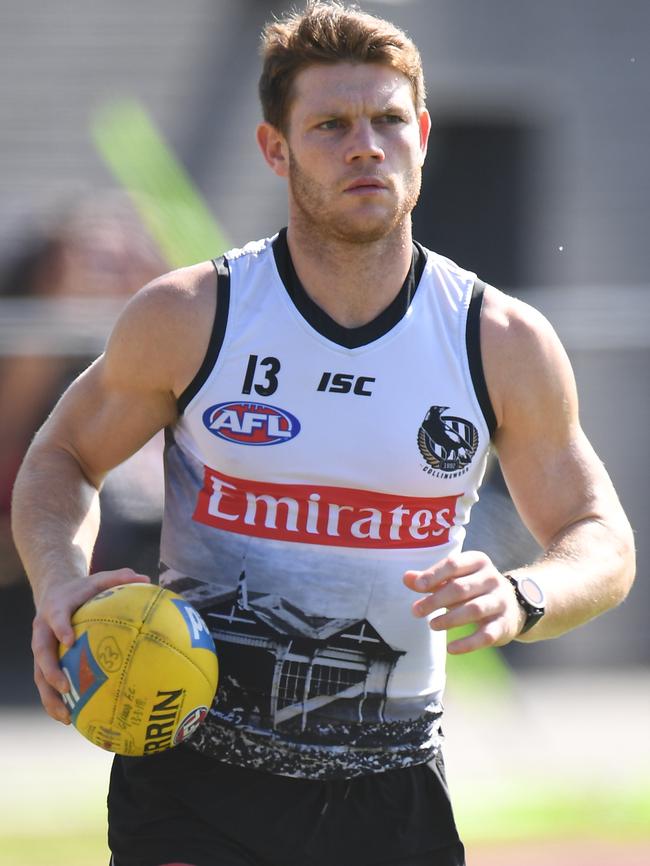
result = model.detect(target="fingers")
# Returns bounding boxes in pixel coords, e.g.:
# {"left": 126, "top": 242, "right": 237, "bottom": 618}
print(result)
{"left": 39, "top": 567, "right": 150, "bottom": 649}
{"left": 32, "top": 614, "right": 70, "bottom": 694}
{"left": 91, "top": 568, "right": 151, "bottom": 591}
{"left": 32, "top": 567, "right": 151, "bottom": 720}
{"left": 404, "top": 550, "right": 490, "bottom": 594}
{"left": 34, "top": 661, "right": 71, "bottom": 724}
{"left": 446, "top": 617, "right": 505, "bottom": 655}
{"left": 412, "top": 572, "right": 501, "bottom": 623}
{"left": 59, "top": 568, "right": 151, "bottom": 645}
{"left": 403, "top": 551, "right": 521, "bottom": 653}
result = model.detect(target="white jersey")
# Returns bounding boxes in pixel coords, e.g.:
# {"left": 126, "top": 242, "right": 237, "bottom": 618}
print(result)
{"left": 159, "top": 229, "right": 495, "bottom": 778}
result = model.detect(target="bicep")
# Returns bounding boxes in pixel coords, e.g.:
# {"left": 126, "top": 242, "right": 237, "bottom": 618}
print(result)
{"left": 33, "top": 354, "right": 176, "bottom": 488}
{"left": 485, "top": 294, "right": 618, "bottom": 549}
{"left": 496, "top": 420, "right": 615, "bottom": 550}
{"left": 27, "top": 263, "right": 215, "bottom": 487}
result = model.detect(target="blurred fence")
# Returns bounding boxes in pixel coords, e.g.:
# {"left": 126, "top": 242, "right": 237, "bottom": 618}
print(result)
{"left": 1, "top": 285, "right": 648, "bottom": 679}
{"left": 0, "top": 297, "right": 125, "bottom": 356}
{"left": 3, "top": 283, "right": 648, "bottom": 351}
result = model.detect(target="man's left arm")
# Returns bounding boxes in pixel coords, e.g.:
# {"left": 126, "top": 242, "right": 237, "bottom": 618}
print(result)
{"left": 404, "top": 286, "right": 636, "bottom": 653}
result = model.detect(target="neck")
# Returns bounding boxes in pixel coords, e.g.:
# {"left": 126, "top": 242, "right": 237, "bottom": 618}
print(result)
{"left": 286, "top": 220, "right": 414, "bottom": 329}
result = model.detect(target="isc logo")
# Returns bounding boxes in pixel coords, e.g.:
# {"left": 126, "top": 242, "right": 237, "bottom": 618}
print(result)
{"left": 317, "top": 372, "right": 375, "bottom": 396}
{"left": 202, "top": 401, "right": 301, "bottom": 446}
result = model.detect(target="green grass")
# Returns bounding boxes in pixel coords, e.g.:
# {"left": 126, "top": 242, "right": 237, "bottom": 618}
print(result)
{"left": 3, "top": 782, "right": 649, "bottom": 866}
{"left": 1, "top": 834, "right": 109, "bottom": 866}
{"left": 0, "top": 771, "right": 650, "bottom": 866}
{"left": 445, "top": 624, "right": 514, "bottom": 693}
{"left": 92, "top": 99, "right": 229, "bottom": 268}
{"left": 456, "top": 782, "right": 650, "bottom": 845}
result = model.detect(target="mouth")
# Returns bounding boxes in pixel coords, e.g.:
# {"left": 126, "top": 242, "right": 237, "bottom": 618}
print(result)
{"left": 343, "top": 177, "right": 389, "bottom": 193}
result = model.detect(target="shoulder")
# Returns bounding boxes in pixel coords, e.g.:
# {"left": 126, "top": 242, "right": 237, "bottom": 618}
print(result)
{"left": 104, "top": 260, "right": 218, "bottom": 397}
{"left": 481, "top": 283, "right": 559, "bottom": 349}
{"left": 480, "top": 284, "right": 578, "bottom": 435}
{"left": 117, "top": 260, "right": 217, "bottom": 335}
{"left": 222, "top": 234, "right": 276, "bottom": 264}
{"left": 419, "top": 245, "right": 477, "bottom": 298}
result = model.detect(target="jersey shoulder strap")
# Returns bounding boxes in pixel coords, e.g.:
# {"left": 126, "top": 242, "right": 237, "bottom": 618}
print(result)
{"left": 177, "top": 256, "right": 231, "bottom": 415}
{"left": 465, "top": 279, "right": 497, "bottom": 438}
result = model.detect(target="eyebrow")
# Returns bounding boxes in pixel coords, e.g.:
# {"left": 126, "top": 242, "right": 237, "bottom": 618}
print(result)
{"left": 306, "top": 101, "right": 411, "bottom": 120}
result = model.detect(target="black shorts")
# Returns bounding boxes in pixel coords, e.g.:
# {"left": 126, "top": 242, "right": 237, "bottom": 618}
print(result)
{"left": 108, "top": 746, "right": 465, "bottom": 866}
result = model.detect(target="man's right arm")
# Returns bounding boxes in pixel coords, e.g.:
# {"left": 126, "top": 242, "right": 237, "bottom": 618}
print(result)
{"left": 11, "top": 261, "right": 216, "bottom": 721}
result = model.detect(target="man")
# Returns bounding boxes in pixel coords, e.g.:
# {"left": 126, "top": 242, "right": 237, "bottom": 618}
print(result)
{"left": 11, "top": 3, "right": 635, "bottom": 865}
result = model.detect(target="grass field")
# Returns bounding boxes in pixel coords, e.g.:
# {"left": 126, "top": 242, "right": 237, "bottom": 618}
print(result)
{"left": 2, "top": 772, "right": 648, "bottom": 866}
{"left": 2, "top": 669, "right": 649, "bottom": 866}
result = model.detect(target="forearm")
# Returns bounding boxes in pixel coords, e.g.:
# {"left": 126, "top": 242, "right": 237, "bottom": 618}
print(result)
{"left": 512, "top": 512, "right": 635, "bottom": 642}
{"left": 11, "top": 441, "right": 102, "bottom": 605}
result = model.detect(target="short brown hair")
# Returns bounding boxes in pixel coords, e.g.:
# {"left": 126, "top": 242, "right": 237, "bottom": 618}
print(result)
{"left": 259, "top": 1, "right": 425, "bottom": 132}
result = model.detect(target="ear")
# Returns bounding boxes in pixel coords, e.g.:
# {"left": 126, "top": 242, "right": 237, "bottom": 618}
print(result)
{"left": 417, "top": 109, "right": 431, "bottom": 166}
{"left": 257, "top": 122, "right": 290, "bottom": 178}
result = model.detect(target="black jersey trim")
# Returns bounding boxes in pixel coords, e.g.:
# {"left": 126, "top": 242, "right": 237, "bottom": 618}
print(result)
{"left": 466, "top": 279, "right": 497, "bottom": 438}
{"left": 177, "top": 256, "right": 231, "bottom": 415}
{"left": 272, "top": 228, "right": 426, "bottom": 349}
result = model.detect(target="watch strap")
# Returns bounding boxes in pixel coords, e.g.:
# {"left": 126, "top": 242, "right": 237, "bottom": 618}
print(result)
{"left": 504, "top": 573, "right": 545, "bottom": 634}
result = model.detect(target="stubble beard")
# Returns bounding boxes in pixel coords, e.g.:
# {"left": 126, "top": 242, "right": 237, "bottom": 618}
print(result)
{"left": 287, "top": 147, "right": 421, "bottom": 246}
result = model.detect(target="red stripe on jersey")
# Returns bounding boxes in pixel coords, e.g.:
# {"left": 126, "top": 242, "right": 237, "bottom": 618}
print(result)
{"left": 193, "top": 466, "right": 460, "bottom": 549}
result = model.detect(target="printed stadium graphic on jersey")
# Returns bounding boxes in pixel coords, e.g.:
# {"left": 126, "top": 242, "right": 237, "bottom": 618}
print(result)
{"left": 203, "top": 401, "right": 300, "bottom": 446}
{"left": 161, "top": 568, "right": 444, "bottom": 777}
{"left": 417, "top": 405, "right": 479, "bottom": 473}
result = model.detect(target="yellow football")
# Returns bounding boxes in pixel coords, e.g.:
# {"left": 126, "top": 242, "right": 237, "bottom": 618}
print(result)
{"left": 58, "top": 583, "right": 218, "bottom": 756}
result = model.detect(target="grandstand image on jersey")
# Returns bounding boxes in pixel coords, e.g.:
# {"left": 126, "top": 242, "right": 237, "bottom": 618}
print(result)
{"left": 159, "top": 450, "right": 452, "bottom": 779}
{"left": 166, "top": 569, "right": 405, "bottom": 738}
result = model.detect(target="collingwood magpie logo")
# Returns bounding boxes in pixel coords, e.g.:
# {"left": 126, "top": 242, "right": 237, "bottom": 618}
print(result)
{"left": 418, "top": 406, "right": 478, "bottom": 475}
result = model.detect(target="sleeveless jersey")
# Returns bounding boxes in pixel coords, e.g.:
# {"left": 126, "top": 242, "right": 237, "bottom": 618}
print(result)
{"left": 159, "top": 229, "right": 495, "bottom": 779}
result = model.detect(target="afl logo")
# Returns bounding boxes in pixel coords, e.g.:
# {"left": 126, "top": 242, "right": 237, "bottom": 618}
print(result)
{"left": 418, "top": 405, "right": 478, "bottom": 473}
{"left": 173, "top": 706, "right": 209, "bottom": 745}
{"left": 203, "top": 401, "right": 301, "bottom": 446}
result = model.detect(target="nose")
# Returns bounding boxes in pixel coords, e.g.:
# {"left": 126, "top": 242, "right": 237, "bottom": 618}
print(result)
{"left": 345, "top": 120, "right": 385, "bottom": 163}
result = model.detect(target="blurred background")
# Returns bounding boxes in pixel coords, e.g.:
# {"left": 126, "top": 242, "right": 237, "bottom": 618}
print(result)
{"left": 0, "top": 1, "right": 648, "bottom": 864}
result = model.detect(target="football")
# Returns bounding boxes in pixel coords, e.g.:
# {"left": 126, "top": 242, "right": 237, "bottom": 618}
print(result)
{"left": 58, "top": 582, "right": 218, "bottom": 756}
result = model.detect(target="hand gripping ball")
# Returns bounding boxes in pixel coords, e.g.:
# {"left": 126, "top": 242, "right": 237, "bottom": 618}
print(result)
{"left": 58, "top": 583, "right": 218, "bottom": 755}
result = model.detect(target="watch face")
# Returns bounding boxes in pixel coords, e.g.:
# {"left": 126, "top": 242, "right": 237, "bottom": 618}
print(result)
{"left": 519, "top": 576, "right": 545, "bottom": 607}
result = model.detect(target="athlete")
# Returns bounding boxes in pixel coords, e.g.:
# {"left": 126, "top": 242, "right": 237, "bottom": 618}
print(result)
{"left": 11, "top": 3, "right": 635, "bottom": 865}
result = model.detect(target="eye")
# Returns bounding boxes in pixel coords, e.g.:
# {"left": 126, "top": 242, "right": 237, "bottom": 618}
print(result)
{"left": 375, "top": 114, "right": 406, "bottom": 125}
{"left": 317, "top": 118, "right": 344, "bottom": 131}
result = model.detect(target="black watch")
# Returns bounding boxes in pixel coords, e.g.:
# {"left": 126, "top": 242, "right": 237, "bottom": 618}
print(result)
{"left": 504, "top": 574, "right": 545, "bottom": 634}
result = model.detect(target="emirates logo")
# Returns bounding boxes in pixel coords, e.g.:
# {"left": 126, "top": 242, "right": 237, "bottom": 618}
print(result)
{"left": 193, "top": 465, "right": 459, "bottom": 549}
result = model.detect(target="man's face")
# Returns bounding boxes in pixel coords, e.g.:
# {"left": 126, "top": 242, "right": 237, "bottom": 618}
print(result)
{"left": 280, "top": 62, "right": 430, "bottom": 243}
